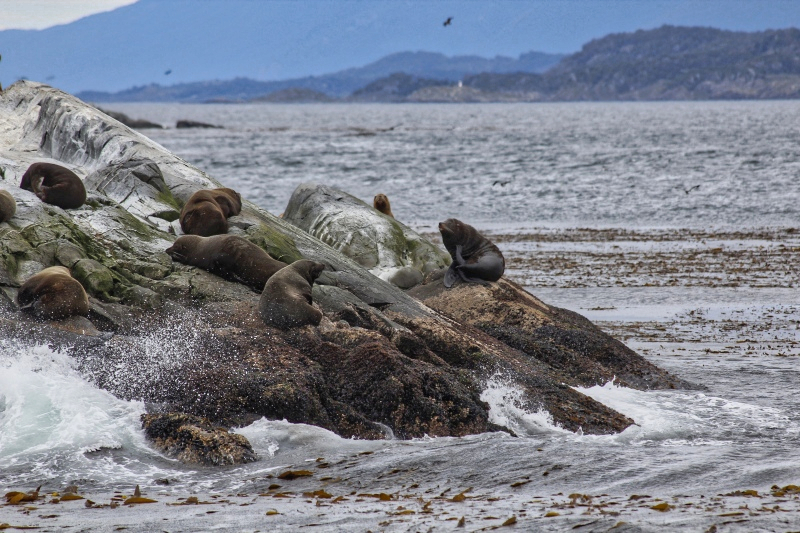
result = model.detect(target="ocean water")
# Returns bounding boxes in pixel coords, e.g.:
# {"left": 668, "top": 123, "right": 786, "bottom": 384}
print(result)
{"left": 2, "top": 101, "right": 800, "bottom": 530}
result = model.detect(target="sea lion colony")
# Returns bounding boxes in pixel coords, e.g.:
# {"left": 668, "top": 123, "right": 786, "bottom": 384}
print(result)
{"left": 6, "top": 171, "right": 504, "bottom": 327}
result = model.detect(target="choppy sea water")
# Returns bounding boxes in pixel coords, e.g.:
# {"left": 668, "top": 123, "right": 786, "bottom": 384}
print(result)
{"left": 2, "top": 101, "right": 800, "bottom": 531}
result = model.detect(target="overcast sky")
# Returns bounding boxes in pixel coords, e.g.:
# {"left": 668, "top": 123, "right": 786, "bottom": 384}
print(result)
{"left": 0, "top": 0, "right": 137, "bottom": 30}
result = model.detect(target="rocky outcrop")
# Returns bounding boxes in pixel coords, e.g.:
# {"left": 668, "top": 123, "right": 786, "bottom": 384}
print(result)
{"left": 176, "top": 120, "right": 222, "bottom": 129}
{"left": 0, "top": 81, "right": 697, "bottom": 463}
{"left": 283, "top": 183, "right": 449, "bottom": 289}
{"left": 96, "top": 108, "right": 163, "bottom": 129}
{"left": 141, "top": 412, "right": 257, "bottom": 465}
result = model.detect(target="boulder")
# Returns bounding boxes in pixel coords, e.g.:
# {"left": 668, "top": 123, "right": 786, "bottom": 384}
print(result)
{"left": 141, "top": 412, "right": 257, "bottom": 465}
{"left": 284, "top": 183, "right": 450, "bottom": 288}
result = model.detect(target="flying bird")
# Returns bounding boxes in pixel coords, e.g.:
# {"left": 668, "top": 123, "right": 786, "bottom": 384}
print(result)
{"left": 678, "top": 185, "right": 700, "bottom": 194}
{"left": 443, "top": 17, "right": 453, "bottom": 26}
{"left": 164, "top": 69, "right": 172, "bottom": 75}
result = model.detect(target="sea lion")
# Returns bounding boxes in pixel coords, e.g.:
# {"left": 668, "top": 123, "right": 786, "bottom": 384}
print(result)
{"left": 180, "top": 187, "right": 242, "bottom": 236}
{"left": 17, "top": 266, "right": 90, "bottom": 319}
{"left": 19, "top": 162, "right": 87, "bottom": 209}
{"left": 166, "top": 234, "right": 287, "bottom": 292}
{"left": 438, "top": 218, "right": 505, "bottom": 288}
{"left": 208, "top": 187, "right": 242, "bottom": 218}
{"left": 0, "top": 190, "right": 16, "bottom": 222}
{"left": 259, "top": 260, "right": 325, "bottom": 329}
{"left": 373, "top": 193, "right": 394, "bottom": 218}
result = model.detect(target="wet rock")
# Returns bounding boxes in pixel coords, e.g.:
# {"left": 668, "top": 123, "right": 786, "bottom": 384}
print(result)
{"left": 141, "top": 412, "right": 257, "bottom": 465}
{"left": 408, "top": 278, "right": 698, "bottom": 391}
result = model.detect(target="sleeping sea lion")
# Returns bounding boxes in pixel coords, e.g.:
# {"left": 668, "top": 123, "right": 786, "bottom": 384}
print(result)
{"left": 180, "top": 187, "right": 242, "bottom": 236}
{"left": 373, "top": 193, "right": 394, "bottom": 218}
{"left": 0, "top": 190, "right": 16, "bottom": 222}
{"left": 438, "top": 218, "right": 505, "bottom": 288}
{"left": 19, "top": 162, "right": 87, "bottom": 209}
{"left": 258, "top": 260, "right": 325, "bottom": 329}
{"left": 166, "top": 234, "right": 287, "bottom": 292}
{"left": 17, "top": 266, "right": 90, "bottom": 319}
{"left": 208, "top": 187, "right": 242, "bottom": 218}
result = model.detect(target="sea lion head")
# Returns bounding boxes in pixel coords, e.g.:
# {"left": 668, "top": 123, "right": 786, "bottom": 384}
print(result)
{"left": 438, "top": 217, "right": 463, "bottom": 239}
{"left": 211, "top": 187, "right": 243, "bottom": 218}
{"left": 373, "top": 193, "right": 393, "bottom": 217}
{"left": 165, "top": 235, "right": 202, "bottom": 262}
{"left": 439, "top": 218, "right": 472, "bottom": 256}
{"left": 292, "top": 259, "right": 326, "bottom": 285}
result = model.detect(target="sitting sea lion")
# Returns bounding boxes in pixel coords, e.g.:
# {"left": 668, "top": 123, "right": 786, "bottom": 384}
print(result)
{"left": 19, "top": 162, "right": 87, "bottom": 209}
{"left": 180, "top": 187, "right": 242, "bottom": 236}
{"left": 0, "top": 190, "right": 16, "bottom": 222}
{"left": 373, "top": 193, "right": 394, "bottom": 218}
{"left": 166, "top": 234, "right": 287, "bottom": 292}
{"left": 17, "top": 266, "right": 89, "bottom": 319}
{"left": 438, "top": 218, "right": 505, "bottom": 288}
{"left": 259, "top": 260, "right": 325, "bottom": 329}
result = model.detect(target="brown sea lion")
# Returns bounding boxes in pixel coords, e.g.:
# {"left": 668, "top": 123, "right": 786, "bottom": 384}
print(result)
{"left": 208, "top": 187, "right": 242, "bottom": 218}
{"left": 180, "top": 187, "right": 242, "bottom": 236}
{"left": 19, "top": 162, "right": 87, "bottom": 209}
{"left": 438, "top": 218, "right": 505, "bottom": 288}
{"left": 166, "top": 234, "right": 287, "bottom": 292}
{"left": 0, "top": 190, "right": 16, "bottom": 222}
{"left": 373, "top": 193, "right": 394, "bottom": 218}
{"left": 17, "top": 266, "right": 90, "bottom": 319}
{"left": 258, "top": 260, "right": 325, "bottom": 329}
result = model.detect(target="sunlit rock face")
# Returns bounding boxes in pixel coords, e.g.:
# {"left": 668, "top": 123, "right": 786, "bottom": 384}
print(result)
{"left": 283, "top": 183, "right": 450, "bottom": 289}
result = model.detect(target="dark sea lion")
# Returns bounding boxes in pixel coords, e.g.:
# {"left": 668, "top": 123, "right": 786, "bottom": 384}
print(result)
{"left": 180, "top": 187, "right": 241, "bottom": 236}
{"left": 438, "top": 218, "right": 505, "bottom": 288}
{"left": 208, "top": 187, "right": 242, "bottom": 218}
{"left": 0, "top": 190, "right": 16, "bottom": 222}
{"left": 258, "top": 260, "right": 325, "bottom": 329}
{"left": 373, "top": 193, "right": 394, "bottom": 218}
{"left": 17, "top": 266, "right": 90, "bottom": 319}
{"left": 19, "top": 162, "right": 87, "bottom": 209}
{"left": 166, "top": 234, "right": 287, "bottom": 292}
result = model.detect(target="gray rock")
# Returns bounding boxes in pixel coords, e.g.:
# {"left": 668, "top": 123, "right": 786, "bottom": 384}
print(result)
{"left": 283, "top": 183, "right": 450, "bottom": 288}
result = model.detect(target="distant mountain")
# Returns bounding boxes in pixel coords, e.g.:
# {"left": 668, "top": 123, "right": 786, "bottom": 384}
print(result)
{"left": 461, "top": 26, "right": 800, "bottom": 100}
{"left": 349, "top": 73, "right": 455, "bottom": 102}
{"left": 250, "top": 88, "right": 334, "bottom": 103}
{"left": 76, "top": 51, "right": 564, "bottom": 102}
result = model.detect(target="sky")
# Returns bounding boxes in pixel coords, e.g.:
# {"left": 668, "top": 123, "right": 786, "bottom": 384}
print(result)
{"left": 0, "top": 0, "right": 137, "bottom": 30}
{"left": 2, "top": 0, "right": 800, "bottom": 93}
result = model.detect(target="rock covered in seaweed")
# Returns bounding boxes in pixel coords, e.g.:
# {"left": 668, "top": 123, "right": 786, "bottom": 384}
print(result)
{"left": 141, "top": 412, "right": 257, "bottom": 465}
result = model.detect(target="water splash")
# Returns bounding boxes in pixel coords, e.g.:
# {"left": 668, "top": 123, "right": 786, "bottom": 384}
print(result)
{"left": 480, "top": 374, "right": 567, "bottom": 437}
{"left": 0, "top": 339, "right": 170, "bottom": 489}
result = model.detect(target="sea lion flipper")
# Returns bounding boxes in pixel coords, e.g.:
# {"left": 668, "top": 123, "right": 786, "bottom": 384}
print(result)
{"left": 443, "top": 264, "right": 460, "bottom": 288}
{"left": 454, "top": 245, "right": 466, "bottom": 266}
